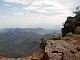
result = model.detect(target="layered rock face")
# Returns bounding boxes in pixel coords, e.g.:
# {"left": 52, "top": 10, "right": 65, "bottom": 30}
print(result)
{"left": 45, "top": 40, "right": 80, "bottom": 60}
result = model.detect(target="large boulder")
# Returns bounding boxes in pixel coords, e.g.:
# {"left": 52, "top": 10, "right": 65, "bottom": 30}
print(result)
{"left": 45, "top": 40, "right": 78, "bottom": 60}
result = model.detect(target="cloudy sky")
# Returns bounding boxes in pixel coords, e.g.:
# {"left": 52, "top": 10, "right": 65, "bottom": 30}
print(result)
{"left": 0, "top": 0, "right": 80, "bottom": 29}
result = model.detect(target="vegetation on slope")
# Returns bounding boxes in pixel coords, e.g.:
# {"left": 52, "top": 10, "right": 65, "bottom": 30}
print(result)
{"left": 0, "top": 28, "right": 60, "bottom": 58}
{"left": 0, "top": 31, "right": 42, "bottom": 58}
{"left": 62, "top": 6, "right": 80, "bottom": 36}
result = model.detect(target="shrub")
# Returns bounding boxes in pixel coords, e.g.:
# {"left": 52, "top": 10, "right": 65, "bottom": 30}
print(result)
{"left": 39, "top": 38, "right": 46, "bottom": 50}
{"left": 50, "top": 35, "right": 61, "bottom": 40}
{"left": 75, "top": 27, "right": 80, "bottom": 34}
{"left": 66, "top": 32, "right": 73, "bottom": 36}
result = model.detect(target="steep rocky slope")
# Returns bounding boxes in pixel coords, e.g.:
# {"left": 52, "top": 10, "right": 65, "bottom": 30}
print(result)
{"left": 1, "top": 36, "right": 80, "bottom": 60}
{"left": 44, "top": 40, "right": 80, "bottom": 60}
{"left": 62, "top": 17, "right": 80, "bottom": 36}
{"left": 62, "top": 6, "right": 80, "bottom": 36}
{"left": 0, "top": 6, "right": 80, "bottom": 60}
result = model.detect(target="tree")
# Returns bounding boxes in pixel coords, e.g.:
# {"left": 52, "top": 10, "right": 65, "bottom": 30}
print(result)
{"left": 73, "top": 6, "right": 80, "bottom": 22}
{"left": 73, "top": 6, "right": 80, "bottom": 15}
{"left": 39, "top": 38, "right": 46, "bottom": 50}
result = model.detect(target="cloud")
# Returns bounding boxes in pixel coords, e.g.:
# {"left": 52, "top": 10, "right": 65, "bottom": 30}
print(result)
{"left": 1, "top": 0, "right": 80, "bottom": 29}
{"left": 23, "top": 3, "right": 48, "bottom": 14}
{"left": 4, "top": 0, "right": 27, "bottom": 4}
{"left": 13, "top": 12, "right": 24, "bottom": 15}
{"left": 23, "top": 1, "right": 71, "bottom": 16}
{"left": 4, "top": 0, "right": 63, "bottom": 3}
{"left": 4, "top": 0, "right": 47, "bottom": 4}
{"left": 4, "top": 4, "right": 11, "bottom": 6}
{"left": 9, "top": 7, "right": 18, "bottom": 11}
{"left": 0, "top": 16, "right": 4, "bottom": 18}
{"left": 3, "top": 0, "right": 74, "bottom": 16}
{"left": 0, "top": 11, "right": 7, "bottom": 14}
{"left": 0, "top": 15, "right": 65, "bottom": 29}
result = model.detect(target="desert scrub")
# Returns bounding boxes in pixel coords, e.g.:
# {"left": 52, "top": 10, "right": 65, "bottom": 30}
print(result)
{"left": 50, "top": 35, "right": 61, "bottom": 40}
{"left": 39, "top": 38, "right": 46, "bottom": 50}
{"left": 66, "top": 32, "right": 73, "bottom": 36}
{"left": 75, "top": 27, "right": 80, "bottom": 34}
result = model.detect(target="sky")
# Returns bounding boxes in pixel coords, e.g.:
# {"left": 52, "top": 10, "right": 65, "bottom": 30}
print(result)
{"left": 0, "top": 0, "right": 80, "bottom": 29}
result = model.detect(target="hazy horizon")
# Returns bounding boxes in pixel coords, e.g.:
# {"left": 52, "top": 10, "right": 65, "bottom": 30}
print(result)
{"left": 0, "top": 25, "right": 62, "bottom": 30}
{"left": 0, "top": 0, "right": 80, "bottom": 29}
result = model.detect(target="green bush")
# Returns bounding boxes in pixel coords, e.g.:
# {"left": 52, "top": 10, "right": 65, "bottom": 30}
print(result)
{"left": 39, "top": 38, "right": 46, "bottom": 50}
{"left": 75, "top": 27, "right": 80, "bottom": 34}
{"left": 50, "top": 35, "right": 61, "bottom": 40}
{"left": 66, "top": 32, "right": 73, "bottom": 36}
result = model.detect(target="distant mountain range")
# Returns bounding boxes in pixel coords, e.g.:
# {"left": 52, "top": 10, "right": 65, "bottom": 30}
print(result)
{"left": 0, "top": 28, "right": 61, "bottom": 35}
{"left": 0, "top": 28, "right": 61, "bottom": 58}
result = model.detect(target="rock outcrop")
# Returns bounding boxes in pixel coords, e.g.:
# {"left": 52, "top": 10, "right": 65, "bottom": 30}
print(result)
{"left": 44, "top": 40, "right": 80, "bottom": 60}
{"left": 62, "top": 16, "right": 80, "bottom": 37}
{"left": 32, "top": 49, "right": 45, "bottom": 60}
{"left": 1, "top": 40, "right": 80, "bottom": 60}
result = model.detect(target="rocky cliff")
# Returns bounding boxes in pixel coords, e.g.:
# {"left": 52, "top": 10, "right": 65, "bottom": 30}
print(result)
{"left": 62, "top": 7, "right": 80, "bottom": 37}
{"left": 44, "top": 40, "right": 80, "bottom": 60}
{"left": 62, "top": 16, "right": 80, "bottom": 37}
{"left": 1, "top": 39, "right": 80, "bottom": 60}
